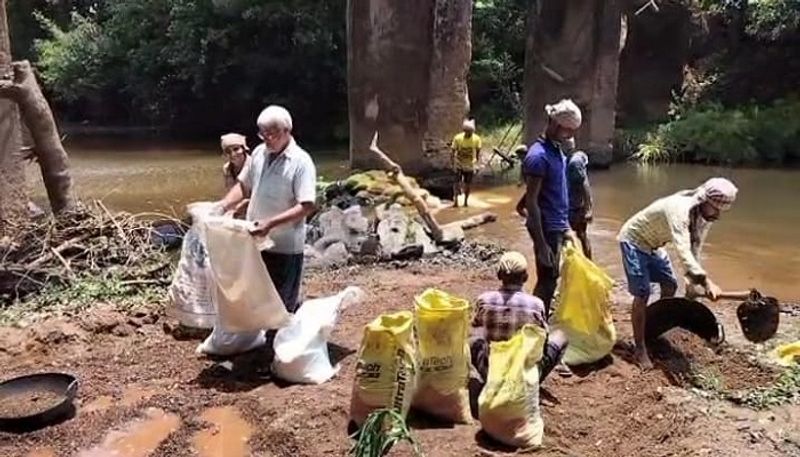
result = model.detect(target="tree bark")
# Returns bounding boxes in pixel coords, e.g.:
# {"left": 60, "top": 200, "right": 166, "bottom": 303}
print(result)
{"left": 524, "top": 0, "right": 624, "bottom": 167}
{"left": 0, "top": 0, "right": 26, "bottom": 235}
{"left": 348, "top": 0, "right": 472, "bottom": 175}
{"left": 0, "top": 60, "right": 74, "bottom": 213}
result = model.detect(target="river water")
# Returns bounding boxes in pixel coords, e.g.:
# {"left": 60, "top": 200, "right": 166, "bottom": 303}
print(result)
{"left": 27, "top": 138, "right": 800, "bottom": 300}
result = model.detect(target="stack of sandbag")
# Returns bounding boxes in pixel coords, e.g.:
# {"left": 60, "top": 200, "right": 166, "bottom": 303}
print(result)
{"left": 551, "top": 243, "right": 616, "bottom": 365}
{"left": 166, "top": 202, "right": 220, "bottom": 329}
{"left": 411, "top": 288, "right": 472, "bottom": 423}
{"left": 478, "top": 324, "right": 547, "bottom": 449}
{"left": 273, "top": 287, "right": 364, "bottom": 384}
{"left": 349, "top": 311, "right": 417, "bottom": 426}
{"left": 196, "top": 214, "right": 291, "bottom": 356}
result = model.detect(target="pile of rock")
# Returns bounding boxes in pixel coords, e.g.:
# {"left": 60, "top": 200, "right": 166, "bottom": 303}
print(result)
{"left": 305, "top": 203, "right": 451, "bottom": 269}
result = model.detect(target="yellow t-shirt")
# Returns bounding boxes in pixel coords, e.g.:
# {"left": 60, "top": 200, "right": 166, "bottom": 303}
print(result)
{"left": 451, "top": 132, "right": 482, "bottom": 170}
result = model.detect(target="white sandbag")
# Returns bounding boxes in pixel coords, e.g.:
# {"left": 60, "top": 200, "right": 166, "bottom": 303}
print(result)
{"left": 166, "top": 202, "right": 221, "bottom": 329}
{"left": 202, "top": 216, "right": 291, "bottom": 333}
{"left": 273, "top": 287, "right": 364, "bottom": 384}
{"left": 196, "top": 327, "right": 266, "bottom": 356}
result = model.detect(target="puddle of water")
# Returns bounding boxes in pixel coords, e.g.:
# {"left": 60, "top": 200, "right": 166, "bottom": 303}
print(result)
{"left": 26, "top": 448, "right": 56, "bottom": 457}
{"left": 81, "top": 395, "right": 114, "bottom": 414}
{"left": 118, "top": 385, "right": 161, "bottom": 408}
{"left": 78, "top": 408, "right": 180, "bottom": 457}
{"left": 193, "top": 406, "right": 253, "bottom": 457}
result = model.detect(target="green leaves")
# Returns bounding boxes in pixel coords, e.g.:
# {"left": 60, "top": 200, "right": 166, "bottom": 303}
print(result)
{"left": 349, "top": 409, "right": 423, "bottom": 457}
{"left": 633, "top": 97, "right": 800, "bottom": 165}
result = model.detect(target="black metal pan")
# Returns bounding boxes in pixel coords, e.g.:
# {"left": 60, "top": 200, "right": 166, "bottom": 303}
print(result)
{"left": 0, "top": 372, "right": 78, "bottom": 433}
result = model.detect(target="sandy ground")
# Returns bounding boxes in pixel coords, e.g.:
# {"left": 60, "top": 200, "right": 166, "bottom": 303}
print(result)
{"left": 1, "top": 259, "right": 799, "bottom": 457}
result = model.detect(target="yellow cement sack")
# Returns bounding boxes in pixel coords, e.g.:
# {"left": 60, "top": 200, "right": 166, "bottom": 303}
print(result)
{"left": 349, "top": 311, "right": 417, "bottom": 426}
{"left": 478, "top": 325, "right": 547, "bottom": 449}
{"left": 412, "top": 288, "right": 472, "bottom": 423}
{"left": 202, "top": 217, "right": 291, "bottom": 333}
{"left": 551, "top": 243, "right": 616, "bottom": 365}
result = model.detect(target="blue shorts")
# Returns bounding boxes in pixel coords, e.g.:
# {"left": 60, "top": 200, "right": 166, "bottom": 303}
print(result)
{"left": 620, "top": 241, "right": 678, "bottom": 299}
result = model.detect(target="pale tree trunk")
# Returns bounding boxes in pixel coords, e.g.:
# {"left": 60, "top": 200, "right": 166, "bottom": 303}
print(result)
{"left": 0, "top": 0, "right": 26, "bottom": 235}
{"left": 0, "top": 60, "right": 75, "bottom": 213}
{"left": 524, "top": 0, "right": 624, "bottom": 167}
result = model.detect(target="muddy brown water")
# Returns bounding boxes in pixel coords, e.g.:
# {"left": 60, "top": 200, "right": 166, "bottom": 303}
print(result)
{"left": 76, "top": 408, "right": 181, "bottom": 457}
{"left": 27, "top": 138, "right": 800, "bottom": 301}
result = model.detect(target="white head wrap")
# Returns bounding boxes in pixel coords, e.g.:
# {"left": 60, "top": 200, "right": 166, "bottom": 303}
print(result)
{"left": 699, "top": 177, "right": 738, "bottom": 211}
{"left": 220, "top": 133, "right": 249, "bottom": 151}
{"left": 545, "top": 99, "right": 582, "bottom": 130}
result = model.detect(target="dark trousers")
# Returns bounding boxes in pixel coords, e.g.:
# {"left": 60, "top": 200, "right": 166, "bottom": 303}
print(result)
{"left": 530, "top": 229, "right": 564, "bottom": 317}
{"left": 261, "top": 252, "right": 304, "bottom": 313}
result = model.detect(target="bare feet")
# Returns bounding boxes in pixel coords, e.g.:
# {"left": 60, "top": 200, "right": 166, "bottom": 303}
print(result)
{"left": 634, "top": 349, "right": 653, "bottom": 371}
{"left": 554, "top": 362, "right": 573, "bottom": 377}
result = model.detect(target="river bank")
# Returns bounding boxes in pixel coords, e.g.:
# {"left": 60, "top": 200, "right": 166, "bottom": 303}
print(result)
{"left": 1, "top": 231, "right": 799, "bottom": 456}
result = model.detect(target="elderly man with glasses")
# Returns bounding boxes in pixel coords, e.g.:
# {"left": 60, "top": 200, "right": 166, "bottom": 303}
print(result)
{"left": 217, "top": 105, "right": 317, "bottom": 313}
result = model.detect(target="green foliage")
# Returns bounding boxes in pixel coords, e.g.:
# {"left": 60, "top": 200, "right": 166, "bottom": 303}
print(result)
{"left": 350, "top": 409, "right": 423, "bottom": 457}
{"left": 734, "top": 365, "right": 800, "bottom": 410}
{"left": 633, "top": 97, "right": 800, "bottom": 165}
{"left": 470, "top": 0, "right": 528, "bottom": 123}
{"left": 29, "top": 0, "right": 347, "bottom": 140}
{"left": 0, "top": 274, "right": 167, "bottom": 326}
{"left": 747, "top": 0, "right": 800, "bottom": 40}
{"left": 34, "top": 12, "right": 104, "bottom": 103}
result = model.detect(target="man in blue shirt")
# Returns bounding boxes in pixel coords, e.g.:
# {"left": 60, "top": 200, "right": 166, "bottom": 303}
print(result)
{"left": 520, "top": 99, "right": 582, "bottom": 315}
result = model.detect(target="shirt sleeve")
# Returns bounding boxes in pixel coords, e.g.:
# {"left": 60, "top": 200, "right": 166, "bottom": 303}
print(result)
{"left": 522, "top": 144, "right": 547, "bottom": 177}
{"left": 666, "top": 201, "right": 706, "bottom": 277}
{"left": 237, "top": 155, "right": 254, "bottom": 194}
{"left": 293, "top": 156, "right": 317, "bottom": 204}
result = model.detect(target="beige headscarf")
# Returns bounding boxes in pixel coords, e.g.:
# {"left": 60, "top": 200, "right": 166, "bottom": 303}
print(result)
{"left": 545, "top": 99, "right": 582, "bottom": 130}
{"left": 699, "top": 177, "right": 738, "bottom": 211}
{"left": 220, "top": 133, "right": 249, "bottom": 152}
{"left": 497, "top": 251, "right": 528, "bottom": 276}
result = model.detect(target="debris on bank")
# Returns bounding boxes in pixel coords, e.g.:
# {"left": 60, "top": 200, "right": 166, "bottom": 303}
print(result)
{"left": 0, "top": 202, "right": 175, "bottom": 305}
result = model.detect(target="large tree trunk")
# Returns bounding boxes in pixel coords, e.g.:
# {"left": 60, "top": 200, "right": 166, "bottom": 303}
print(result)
{"left": 347, "top": 0, "right": 472, "bottom": 176}
{"left": 0, "top": 60, "right": 75, "bottom": 213}
{"left": 524, "top": 0, "right": 624, "bottom": 167}
{"left": 0, "top": 0, "right": 26, "bottom": 235}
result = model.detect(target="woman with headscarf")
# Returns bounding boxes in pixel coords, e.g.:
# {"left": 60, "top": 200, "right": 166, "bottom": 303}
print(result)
{"left": 618, "top": 177, "right": 739, "bottom": 369}
{"left": 220, "top": 133, "right": 251, "bottom": 218}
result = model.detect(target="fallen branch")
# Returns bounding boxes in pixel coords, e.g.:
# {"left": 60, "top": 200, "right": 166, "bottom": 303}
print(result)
{"left": 446, "top": 212, "right": 497, "bottom": 231}
{"left": 369, "top": 132, "right": 444, "bottom": 242}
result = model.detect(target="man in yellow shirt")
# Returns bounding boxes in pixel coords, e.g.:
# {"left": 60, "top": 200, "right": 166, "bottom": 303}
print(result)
{"left": 451, "top": 119, "right": 482, "bottom": 207}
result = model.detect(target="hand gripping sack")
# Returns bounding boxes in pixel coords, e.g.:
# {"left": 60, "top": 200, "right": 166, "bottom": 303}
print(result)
{"left": 551, "top": 243, "right": 616, "bottom": 365}
{"left": 349, "top": 311, "right": 417, "bottom": 426}
{"left": 478, "top": 325, "right": 547, "bottom": 449}
{"left": 166, "top": 202, "right": 220, "bottom": 329}
{"left": 412, "top": 288, "right": 472, "bottom": 423}
{"left": 273, "top": 287, "right": 364, "bottom": 384}
{"left": 202, "top": 217, "right": 291, "bottom": 333}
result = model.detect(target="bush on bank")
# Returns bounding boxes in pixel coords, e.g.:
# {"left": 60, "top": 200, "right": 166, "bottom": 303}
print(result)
{"left": 632, "top": 97, "right": 800, "bottom": 165}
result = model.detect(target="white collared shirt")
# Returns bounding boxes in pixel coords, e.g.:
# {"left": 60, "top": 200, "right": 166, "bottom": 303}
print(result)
{"left": 238, "top": 138, "right": 316, "bottom": 254}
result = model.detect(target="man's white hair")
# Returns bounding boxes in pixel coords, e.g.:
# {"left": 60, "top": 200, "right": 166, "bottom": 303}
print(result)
{"left": 257, "top": 105, "right": 293, "bottom": 131}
